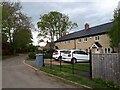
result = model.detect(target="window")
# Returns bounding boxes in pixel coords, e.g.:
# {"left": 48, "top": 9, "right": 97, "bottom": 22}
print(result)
{"left": 79, "top": 51, "right": 88, "bottom": 55}
{"left": 64, "top": 51, "right": 71, "bottom": 54}
{"left": 73, "top": 51, "right": 78, "bottom": 54}
{"left": 67, "top": 40, "right": 70, "bottom": 43}
{"left": 94, "top": 36, "right": 99, "bottom": 41}
{"left": 78, "top": 38, "right": 81, "bottom": 42}
{"left": 104, "top": 48, "right": 107, "bottom": 53}
{"left": 108, "top": 48, "right": 111, "bottom": 53}
{"left": 83, "top": 38, "right": 87, "bottom": 42}
{"left": 104, "top": 48, "right": 111, "bottom": 53}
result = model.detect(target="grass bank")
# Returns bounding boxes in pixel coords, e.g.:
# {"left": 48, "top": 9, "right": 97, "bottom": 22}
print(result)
{"left": 40, "top": 63, "right": 120, "bottom": 89}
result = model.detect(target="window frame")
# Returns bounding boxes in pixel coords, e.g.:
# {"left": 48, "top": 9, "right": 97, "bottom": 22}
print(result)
{"left": 94, "top": 36, "right": 99, "bottom": 41}
{"left": 78, "top": 38, "right": 81, "bottom": 43}
{"left": 83, "top": 37, "right": 87, "bottom": 42}
{"left": 104, "top": 48, "right": 111, "bottom": 53}
{"left": 67, "top": 40, "right": 70, "bottom": 43}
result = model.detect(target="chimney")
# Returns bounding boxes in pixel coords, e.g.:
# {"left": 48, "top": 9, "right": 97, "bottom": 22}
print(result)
{"left": 62, "top": 31, "right": 69, "bottom": 36}
{"left": 85, "top": 23, "right": 89, "bottom": 30}
{"left": 62, "top": 31, "right": 66, "bottom": 36}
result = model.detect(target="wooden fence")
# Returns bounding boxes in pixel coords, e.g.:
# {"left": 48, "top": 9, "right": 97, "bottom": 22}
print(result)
{"left": 92, "top": 53, "right": 120, "bottom": 84}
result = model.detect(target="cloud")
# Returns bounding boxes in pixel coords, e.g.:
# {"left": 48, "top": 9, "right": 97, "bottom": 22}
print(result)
{"left": 20, "top": 0, "right": 120, "bottom": 45}
{"left": 20, "top": 0, "right": 100, "bottom": 2}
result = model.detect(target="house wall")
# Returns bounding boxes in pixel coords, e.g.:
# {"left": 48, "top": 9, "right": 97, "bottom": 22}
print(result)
{"left": 76, "top": 34, "right": 111, "bottom": 50}
{"left": 55, "top": 34, "right": 112, "bottom": 53}
{"left": 55, "top": 40, "right": 75, "bottom": 49}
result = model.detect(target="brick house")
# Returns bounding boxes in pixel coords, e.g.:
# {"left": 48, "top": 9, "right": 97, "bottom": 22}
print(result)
{"left": 55, "top": 22, "right": 113, "bottom": 54}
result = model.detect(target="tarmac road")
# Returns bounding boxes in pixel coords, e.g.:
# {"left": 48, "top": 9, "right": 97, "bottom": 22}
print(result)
{"left": 2, "top": 54, "right": 85, "bottom": 88}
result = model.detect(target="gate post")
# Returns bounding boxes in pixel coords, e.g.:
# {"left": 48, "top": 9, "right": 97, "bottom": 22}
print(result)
{"left": 118, "top": 43, "right": 120, "bottom": 53}
{"left": 89, "top": 48, "right": 92, "bottom": 78}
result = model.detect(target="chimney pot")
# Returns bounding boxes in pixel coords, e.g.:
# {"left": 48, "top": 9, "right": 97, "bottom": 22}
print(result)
{"left": 85, "top": 23, "right": 89, "bottom": 30}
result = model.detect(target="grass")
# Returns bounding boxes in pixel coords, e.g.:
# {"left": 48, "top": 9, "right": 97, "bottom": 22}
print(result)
{"left": 47, "top": 63, "right": 90, "bottom": 74}
{"left": 40, "top": 63, "right": 120, "bottom": 89}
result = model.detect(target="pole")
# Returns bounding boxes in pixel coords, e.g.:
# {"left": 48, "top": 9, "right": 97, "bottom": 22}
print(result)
{"left": 89, "top": 49, "right": 92, "bottom": 78}
{"left": 72, "top": 62, "right": 74, "bottom": 74}
{"left": 60, "top": 56, "right": 62, "bottom": 71}
{"left": 43, "top": 51, "right": 45, "bottom": 67}
{"left": 50, "top": 58, "right": 52, "bottom": 69}
{"left": 59, "top": 52, "right": 62, "bottom": 71}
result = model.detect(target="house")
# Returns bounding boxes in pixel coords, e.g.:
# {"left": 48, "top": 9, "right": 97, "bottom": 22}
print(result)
{"left": 44, "top": 41, "right": 55, "bottom": 50}
{"left": 55, "top": 22, "right": 113, "bottom": 54}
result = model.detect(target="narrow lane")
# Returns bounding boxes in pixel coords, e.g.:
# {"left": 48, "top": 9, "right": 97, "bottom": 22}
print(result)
{"left": 2, "top": 54, "right": 83, "bottom": 88}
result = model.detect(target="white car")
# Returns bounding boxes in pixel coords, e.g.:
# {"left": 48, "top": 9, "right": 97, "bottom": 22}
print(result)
{"left": 62, "top": 50, "right": 89, "bottom": 63}
{"left": 52, "top": 50, "right": 67, "bottom": 60}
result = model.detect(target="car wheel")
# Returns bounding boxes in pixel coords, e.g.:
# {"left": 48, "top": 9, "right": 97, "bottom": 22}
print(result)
{"left": 71, "top": 58, "right": 76, "bottom": 64}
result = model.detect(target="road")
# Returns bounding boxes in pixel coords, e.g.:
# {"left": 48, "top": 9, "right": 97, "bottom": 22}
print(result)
{"left": 2, "top": 54, "right": 84, "bottom": 88}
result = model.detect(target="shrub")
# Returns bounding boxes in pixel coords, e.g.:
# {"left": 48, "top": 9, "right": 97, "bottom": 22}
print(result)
{"left": 44, "top": 53, "right": 52, "bottom": 59}
{"left": 28, "top": 52, "right": 36, "bottom": 59}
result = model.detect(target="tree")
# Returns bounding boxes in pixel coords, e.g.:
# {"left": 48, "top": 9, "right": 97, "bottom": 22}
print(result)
{"left": 108, "top": 8, "right": 120, "bottom": 52}
{"left": 2, "top": 1, "right": 33, "bottom": 54}
{"left": 13, "top": 28, "right": 33, "bottom": 50}
{"left": 37, "top": 11, "right": 77, "bottom": 48}
{"left": 2, "top": 1, "right": 22, "bottom": 45}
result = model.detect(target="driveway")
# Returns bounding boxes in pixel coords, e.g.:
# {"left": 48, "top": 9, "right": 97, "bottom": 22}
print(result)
{"left": 2, "top": 54, "right": 85, "bottom": 88}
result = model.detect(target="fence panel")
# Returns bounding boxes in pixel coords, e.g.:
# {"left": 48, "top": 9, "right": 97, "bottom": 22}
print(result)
{"left": 92, "top": 53, "right": 120, "bottom": 84}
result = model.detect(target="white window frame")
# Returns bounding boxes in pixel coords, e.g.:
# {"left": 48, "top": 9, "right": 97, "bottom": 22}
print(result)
{"left": 94, "top": 36, "right": 99, "bottom": 41}
{"left": 108, "top": 48, "right": 111, "bottom": 53}
{"left": 104, "top": 48, "right": 107, "bottom": 53}
{"left": 67, "top": 40, "right": 70, "bottom": 43}
{"left": 104, "top": 48, "right": 111, "bottom": 53}
{"left": 83, "top": 37, "right": 87, "bottom": 42}
{"left": 64, "top": 41, "right": 66, "bottom": 43}
{"left": 78, "top": 38, "right": 81, "bottom": 43}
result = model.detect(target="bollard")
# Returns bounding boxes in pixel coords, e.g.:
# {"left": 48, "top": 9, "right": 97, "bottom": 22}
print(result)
{"left": 59, "top": 56, "right": 62, "bottom": 71}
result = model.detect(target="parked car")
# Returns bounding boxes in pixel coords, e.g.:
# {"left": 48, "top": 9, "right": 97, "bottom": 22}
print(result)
{"left": 62, "top": 50, "right": 89, "bottom": 63}
{"left": 52, "top": 50, "right": 67, "bottom": 60}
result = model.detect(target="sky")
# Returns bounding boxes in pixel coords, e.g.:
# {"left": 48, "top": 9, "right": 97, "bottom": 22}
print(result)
{"left": 20, "top": 0, "right": 120, "bottom": 46}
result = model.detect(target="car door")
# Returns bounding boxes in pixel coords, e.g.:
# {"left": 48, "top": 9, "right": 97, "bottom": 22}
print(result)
{"left": 73, "top": 51, "right": 80, "bottom": 59}
{"left": 62, "top": 51, "right": 71, "bottom": 61}
{"left": 79, "top": 51, "right": 89, "bottom": 60}
{"left": 73, "top": 51, "right": 88, "bottom": 60}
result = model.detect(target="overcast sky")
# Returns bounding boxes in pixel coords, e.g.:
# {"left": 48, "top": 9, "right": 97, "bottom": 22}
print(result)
{"left": 20, "top": 0, "right": 120, "bottom": 46}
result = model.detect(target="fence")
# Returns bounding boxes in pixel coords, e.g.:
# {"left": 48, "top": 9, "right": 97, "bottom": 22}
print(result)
{"left": 44, "top": 58, "right": 90, "bottom": 78}
{"left": 92, "top": 53, "right": 120, "bottom": 84}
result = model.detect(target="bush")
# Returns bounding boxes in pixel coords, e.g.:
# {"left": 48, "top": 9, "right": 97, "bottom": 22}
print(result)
{"left": 28, "top": 52, "right": 36, "bottom": 59}
{"left": 44, "top": 53, "right": 52, "bottom": 59}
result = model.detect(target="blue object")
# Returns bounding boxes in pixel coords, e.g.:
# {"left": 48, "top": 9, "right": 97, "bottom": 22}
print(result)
{"left": 36, "top": 54, "right": 43, "bottom": 68}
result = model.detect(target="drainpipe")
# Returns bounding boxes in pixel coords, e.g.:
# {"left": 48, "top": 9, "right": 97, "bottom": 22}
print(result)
{"left": 74, "top": 39, "right": 76, "bottom": 49}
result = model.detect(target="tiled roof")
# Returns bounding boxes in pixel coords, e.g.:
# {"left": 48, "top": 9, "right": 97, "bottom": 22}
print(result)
{"left": 55, "top": 22, "right": 113, "bottom": 42}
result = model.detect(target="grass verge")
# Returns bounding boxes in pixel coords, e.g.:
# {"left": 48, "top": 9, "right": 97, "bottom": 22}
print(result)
{"left": 40, "top": 64, "right": 120, "bottom": 89}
